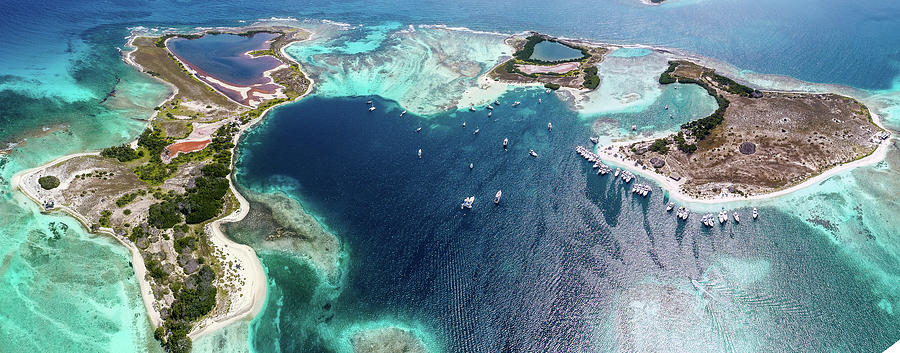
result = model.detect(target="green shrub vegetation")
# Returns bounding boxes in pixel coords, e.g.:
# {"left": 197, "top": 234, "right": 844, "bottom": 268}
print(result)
{"left": 657, "top": 62, "right": 733, "bottom": 143}
{"left": 543, "top": 82, "right": 561, "bottom": 90}
{"left": 132, "top": 128, "right": 178, "bottom": 184}
{"left": 673, "top": 131, "right": 697, "bottom": 153}
{"left": 583, "top": 66, "right": 600, "bottom": 90}
{"left": 38, "top": 176, "right": 60, "bottom": 190}
{"left": 138, "top": 128, "right": 171, "bottom": 155}
{"left": 101, "top": 144, "right": 143, "bottom": 162}
{"left": 98, "top": 210, "right": 112, "bottom": 228}
{"left": 181, "top": 172, "right": 230, "bottom": 224}
{"left": 128, "top": 225, "right": 144, "bottom": 242}
{"left": 247, "top": 49, "right": 275, "bottom": 57}
{"left": 173, "top": 236, "right": 196, "bottom": 254}
{"left": 711, "top": 73, "right": 757, "bottom": 97}
{"left": 154, "top": 33, "right": 203, "bottom": 48}
{"left": 513, "top": 35, "right": 545, "bottom": 61}
{"left": 658, "top": 62, "right": 679, "bottom": 84}
{"left": 145, "top": 257, "right": 167, "bottom": 280}
{"left": 648, "top": 138, "right": 670, "bottom": 154}
{"left": 148, "top": 200, "right": 181, "bottom": 229}
{"left": 116, "top": 189, "right": 147, "bottom": 207}
{"left": 682, "top": 96, "right": 729, "bottom": 141}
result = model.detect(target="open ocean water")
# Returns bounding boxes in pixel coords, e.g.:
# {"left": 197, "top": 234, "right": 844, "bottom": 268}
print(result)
{"left": 1, "top": 0, "right": 899, "bottom": 352}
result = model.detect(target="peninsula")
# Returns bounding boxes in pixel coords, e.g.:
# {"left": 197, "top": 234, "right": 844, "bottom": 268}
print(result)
{"left": 14, "top": 25, "right": 311, "bottom": 352}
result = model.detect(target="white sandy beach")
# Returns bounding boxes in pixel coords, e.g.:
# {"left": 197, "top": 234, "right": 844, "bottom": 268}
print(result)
{"left": 590, "top": 113, "right": 892, "bottom": 207}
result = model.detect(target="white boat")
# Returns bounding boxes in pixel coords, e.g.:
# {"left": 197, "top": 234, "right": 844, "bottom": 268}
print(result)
{"left": 590, "top": 137, "right": 599, "bottom": 144}
{"left": 733, "top": 212, "right": 740, "bottom": 223}
{"left": 469, "top": 163, "right": 474, "bottom": 170}
{"left": 669, "top": 113, "right": 673, "bottom": 119}
{"left": 416, "top": 127, "right": 422, "bottom": 133}
{"left": 486, "top": 105, "right": 493, "bottom": 110}
{"left": 494, "top": 190, "right": 502, "bottom": 204}
{"left": 473, "top": 129, "right": 479, "bottom": 135}
{"left": 676, "top": 207, "right": 689, "bottom": 220}
{"left": 665, "top": 104, "right": 669, "bottom": 110}
{"left": 400, "top": 110, "right": 407, "bottom": 117}
{"left": 538, "top": 98, "right": 542, "bottom": 104}
{"left": 529, "top": 149, "right": 538, "bottom": 158}
{"left": 368, "top": 106, "right": 376, "bottom": 112}
{"left": 488, "top": 111, "right": 492, "bottom": 117}
{"left": 494, "top": 100, "right": 500, "bottom": 105}
{"left": 366, "top": 100, "right": 372, "bottom": 105}
{"left": 462, "top": 121, "right": 466, "bottom": 128}
{"left": 461, "top": 196, "right": 474, "bottom": 209}
{"left": 547, "top": 122, "right": 552, "bottom": 131}
{"left": 546, "top": 88, "right": 551, "bottom": 94}
{"left": 752, "top": 208, "right": 758, "bottom": 220}
{"left": 469, "top": 105, "right": 476, "bottom": 112}
{"left": 512, "top": 101, "right": 521, "bottom": 107}
{"left": 718, "top": 211, "right": 728, "bottom": 224}
{"left": 666, "top": 202, "right": 674, "bottom": 212}
{"left": 631, "top": 125, "right": 636, "bottom": 131}
{"left": 631, "top": 184, "right": 651, "bottom": 197}
{"left": 503, "top": 138, "right": 508, "bottom": 150}
{"left": 614, "top": 168, "right": 620, "bottom": 177}
{"left": 418, "top": 149, "right": 422, "bottom": 159}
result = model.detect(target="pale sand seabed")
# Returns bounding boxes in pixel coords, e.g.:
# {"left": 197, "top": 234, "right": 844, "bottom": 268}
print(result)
{"left": 284, "top": 22, "right": 512, "bottom": 116}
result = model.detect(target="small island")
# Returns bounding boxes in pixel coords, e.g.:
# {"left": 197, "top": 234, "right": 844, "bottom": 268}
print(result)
{"left": 489, "top": 32, "right": 605, "bottom": 91}
{"left": 604, "top": 60, "right": 889, "bottom": 199}
{"left": 14, "top": 25, "right": 311, "bottom": 352}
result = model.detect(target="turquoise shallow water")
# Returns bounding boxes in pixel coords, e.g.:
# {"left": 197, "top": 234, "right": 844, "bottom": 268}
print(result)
{"left": 0, "top": 0, "right": 900, "bottom": 352}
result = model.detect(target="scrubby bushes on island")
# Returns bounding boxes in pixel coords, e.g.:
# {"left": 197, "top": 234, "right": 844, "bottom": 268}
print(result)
{"left": 582, "top": 66, "right": 600, "bottom": 90}
{"left": 148, "top": 200, "right": 181, "bottom": 229}
{"left": 116, "top": 189, "right": 147, "bottom": 207}
{"left": 158, "top": 265, "right": 217, "bottom": 353}
{"left": 658, "top": 62, "right": 679, "bottom": 84}
{"left": 38, "top": 176, "right": 60, "bottom": 190}
{"left": 544, "top": 83, "right": 561, "bottom": 90}
{"left": 98, "top": 210, "right": 112, "bottom": 228}
{"left": 101, "top": 144, "right": 143, "bottom": 162}
{"left": 648, "top": 138, "right": 670, "bottom": 154}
